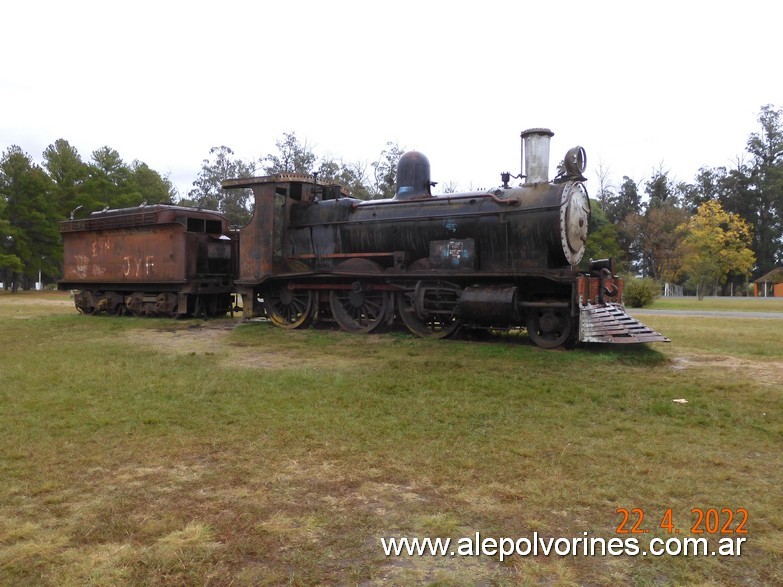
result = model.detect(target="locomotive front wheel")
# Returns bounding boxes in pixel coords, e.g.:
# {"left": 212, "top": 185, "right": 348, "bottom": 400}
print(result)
{"left": 263, "top": 283, "right": 314, "bottom": 329}
{"left": 526, "top": 308, "right": 573, "bottom": 348}
{"left": 396, "top": 291, "right": 460, "bottom": 339}
{"left": 329, "top": 285, "right": 390, "bottom": 333}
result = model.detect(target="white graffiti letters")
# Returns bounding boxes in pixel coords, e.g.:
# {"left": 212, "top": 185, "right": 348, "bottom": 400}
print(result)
{"left": 91, "top": 238, "right": 110, "bottom": 257}
{"left": 123, "top": 255, "right": 155, "bottom": 277}
{"left": 74, "top": 255, "right": 90, "bottom": 278}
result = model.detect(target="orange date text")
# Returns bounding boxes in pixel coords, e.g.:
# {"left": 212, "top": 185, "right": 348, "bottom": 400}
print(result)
{"left": 615, "top": 508, "right": 748, "bottom": 535}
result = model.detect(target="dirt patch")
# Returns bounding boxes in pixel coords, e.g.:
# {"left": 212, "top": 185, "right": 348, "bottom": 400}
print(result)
{"left": 124, "top": 322, "right": 236, "bottom": 356}
{"left": 122, "top": 321, "right": 356, "bottom": 371}
{"left": 248, "top": 458, "right": 505, "bottom": 585}
{"left": 672, "top": 354, "right": 783, "bottom": 387}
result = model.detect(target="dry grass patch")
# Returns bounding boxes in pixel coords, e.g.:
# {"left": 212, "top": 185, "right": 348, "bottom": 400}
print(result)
{"left": 121, "top": 319, "right": 369, "bottom": 371}
{"left": 1, "top": 293, "right": 782, "bottom": 585}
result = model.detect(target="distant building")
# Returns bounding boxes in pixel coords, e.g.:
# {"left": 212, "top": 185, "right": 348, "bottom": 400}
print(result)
{"left": 753, "top": 268, "right": 783, "bottom": 297}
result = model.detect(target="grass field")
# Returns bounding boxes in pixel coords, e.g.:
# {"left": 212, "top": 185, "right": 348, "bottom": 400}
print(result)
{"left": 1, "top": 291, "right": 781, "bottom": 585}
{"left": 646, "top": 296, "right": 783, "bottom": 313}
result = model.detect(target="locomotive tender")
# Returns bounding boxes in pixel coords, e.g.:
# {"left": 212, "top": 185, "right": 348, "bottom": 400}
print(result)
{"left": 222, "top": 128, "right": 668, "bottom": 347}
{"left": 58, "top": 205, "right": 235, "bottom": 317}
{"left": 58, "top": 128, "right": 667, "bottom": 347}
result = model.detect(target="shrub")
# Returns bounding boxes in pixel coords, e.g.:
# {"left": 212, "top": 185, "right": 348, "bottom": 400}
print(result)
{"left": 622, "top": 276, "right": 660, "bottom": 307}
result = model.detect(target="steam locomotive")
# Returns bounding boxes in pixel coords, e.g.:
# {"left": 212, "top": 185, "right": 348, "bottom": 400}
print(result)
{"left": 58, "top": 129, "right": 668, "bottom": 347}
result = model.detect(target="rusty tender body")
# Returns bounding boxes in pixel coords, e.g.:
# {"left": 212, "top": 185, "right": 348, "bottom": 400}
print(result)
{"left": 58, "top": 205, "right": 235, "bottom": 317}
{"left": 58, "top": 129, "right": 667, "bottom": 347}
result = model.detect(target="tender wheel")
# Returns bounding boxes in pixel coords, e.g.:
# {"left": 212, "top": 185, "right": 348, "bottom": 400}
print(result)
{"left": 263, "top": 282, "right": 314, "bottom": 329}
{"left": 396, "top": 290, "right": 460, "bottom": 339}
{"left": 526, "top": 308, "right": 573, "bottom": 348}
{"left": 329, "top": 283, "right": 390, "bottom": 333}
{"left": 74, "top": 291, "right": 96, "bottom": 315}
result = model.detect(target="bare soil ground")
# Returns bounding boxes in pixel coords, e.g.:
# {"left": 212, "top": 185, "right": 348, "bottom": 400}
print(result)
{"left": 122, "top": 320, "right": 364, "bottom": 371}
{"left": 671, "top": 353, "right": 783, "bottom": 388}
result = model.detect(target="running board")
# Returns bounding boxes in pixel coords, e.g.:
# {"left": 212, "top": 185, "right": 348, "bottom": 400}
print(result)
{"left": 579, "top": 303, "right": 670, "bottom": 344}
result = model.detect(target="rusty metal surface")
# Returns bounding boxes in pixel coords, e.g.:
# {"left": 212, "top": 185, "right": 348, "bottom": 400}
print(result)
{"left": 231, "top": 177, "right": 357, "bottom": 283}
{"left": 59, "top": 205, "right": 233, "bottom": 286}
{"left": 579, "top": 304, "right": 670, "bottom": 343}
{"left": 60, "top": 205, "right": 228, "bottom": 233}
{"left": 235, "top": 181, "right": 275, "bottom": 282}
{"left": 61, "top": 226, "right": 188, "bottom": 284}
{"left": 576, "top": 273, "right": 623, "bottom": 305}
{"left": 60, "top": 207, "right": 236, "bottom": 317}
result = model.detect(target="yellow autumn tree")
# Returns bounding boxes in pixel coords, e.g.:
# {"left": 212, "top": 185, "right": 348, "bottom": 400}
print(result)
{"left": 678, "top": 200, "right": 755, "bottom": 299}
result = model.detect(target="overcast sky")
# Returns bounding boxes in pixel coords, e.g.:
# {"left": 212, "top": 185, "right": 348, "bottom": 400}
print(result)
{"left": 2, "top": 1, "right": 781, "bottom": 200}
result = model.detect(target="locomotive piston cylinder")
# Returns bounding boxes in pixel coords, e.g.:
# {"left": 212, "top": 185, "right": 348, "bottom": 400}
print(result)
{"left": 458, "top": 285, "right": 519, "bottom": 326}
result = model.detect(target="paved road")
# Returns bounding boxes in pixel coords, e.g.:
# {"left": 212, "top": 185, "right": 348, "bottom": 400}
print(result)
{"left": 628, "top": 308, "right": 783, "bottom": 320}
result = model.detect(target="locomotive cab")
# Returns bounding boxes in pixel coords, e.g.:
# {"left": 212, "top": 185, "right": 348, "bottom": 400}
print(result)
{"left": 223, "top": 174, "right": 353, "bottom": 318}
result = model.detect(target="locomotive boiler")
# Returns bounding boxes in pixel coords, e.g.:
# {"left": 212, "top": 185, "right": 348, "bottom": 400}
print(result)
{"left": 58, "top": 205, "right": 236, "bottom": 317}
{"left": 223, "top": 128, "right": 668, "bottom": 347}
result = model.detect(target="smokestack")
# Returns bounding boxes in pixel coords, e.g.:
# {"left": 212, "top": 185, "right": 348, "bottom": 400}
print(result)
{"left": 520, "top": 128, "right": 554, "bottom": 185}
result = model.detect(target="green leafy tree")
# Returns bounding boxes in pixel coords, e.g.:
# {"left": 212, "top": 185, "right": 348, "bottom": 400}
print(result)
{"left": 594, "top": 162, "right": 615, "bottom": 210}
{"left": 90, "top": 146, "right": 131, "bottom": 190}
{"left": 262, "top": 132, "right": 317, "bottom": 175}
{"left": 188, "top": 146, "right": 256, "bottom": 226}
{"left": 130, "top": 161, "right": 175, "bottom": 204}
{"left": 583, "top": 198, "right": 625, "bottom": 269}
{"left": 678, "top": 200, "right": 755, "bottom": 299}
{"left": 599, "top": 175, "right": 642, "bottom": 269}
{"left": 338, "top": 161, "right": 372, "bottom": 200}
{"left": 317, "top": 157, "right": 372, "bottom": 200}
{"left": 371, "top": 141, "right": 404, "bottom": 199}
{"left": 645, "top": 166, "right": 677, "bottom": 208}
{"left": 42, "top": 141, "right": 171, "bottom": 218}
{"left": 78, "top": 146, "right": 148, "bottom": 212}
{"left": 261, "top": 132, "right": 374, "bottom": 200}
{"left": 0, "top": 196, "right": 24, "bottom": 278}
{"left": 42, "top": 139, "right": 91, "bottom": 219}
{"left": 744, "top": 104, "right": 783, "bottom": 274}
{"left": 677, "top": 158, "right": 757, "bottom": 295}
{"left": 0, "top": 146, "right": 59, "bottom": 290}
{"left": 604, "top": 175, "right": 641, "bottom": 224}
{"left": 622, "top": 202, "right": 688, "bottom": 281}
{"left": 691, "top": 106, "right": 783, "bottom": 277}
{"left": 680, "top": 166, "right": 727, "bottom": 213}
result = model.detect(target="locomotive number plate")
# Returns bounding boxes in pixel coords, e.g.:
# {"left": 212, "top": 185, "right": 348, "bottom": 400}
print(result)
{"left": 429, "top": 238, "right": 476, "bottom": 270}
